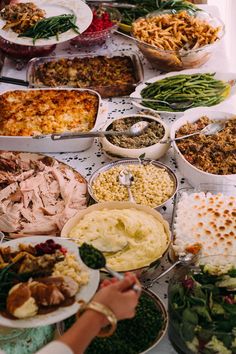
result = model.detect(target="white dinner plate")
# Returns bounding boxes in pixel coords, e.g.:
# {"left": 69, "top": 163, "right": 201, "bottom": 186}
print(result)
{"left": 130, "top": 69, "right": 236, "bottom": 116}
{"left": 0, "top": 0, "right": 93, "bottom": 46}
{"left": 0, "top": 236, "right": 100, "bottom": 328}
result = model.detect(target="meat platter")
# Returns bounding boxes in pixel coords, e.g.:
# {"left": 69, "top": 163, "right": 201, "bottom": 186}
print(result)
{"left": 0, "top": 151, "right": 88, "bottom": 238}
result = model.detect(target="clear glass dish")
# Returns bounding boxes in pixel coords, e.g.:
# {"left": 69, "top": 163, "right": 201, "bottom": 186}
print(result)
{"left": 168, "top": 255, "right": 236, "bottom": 354}
{"left": 27, "top": 50, "right": 144, "bottom": 98}
{"left": 70, "top": 6, "right": 121, "bottom": 47}
{"left": 131, "top": 11, "right": 225, "bottom": 72}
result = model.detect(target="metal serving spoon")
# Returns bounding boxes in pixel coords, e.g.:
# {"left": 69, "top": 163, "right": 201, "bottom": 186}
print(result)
{"left": 160, "top": 122, "right": 226, "bottom": 144}
{"left": 79, "top": 243, "right": 141, "bottom": 293}
{"left": 34, "top": 121, "right": 149, "bottom": 140}
{"left": 119, "top": 169, "right": 135, "bottom": 203}
{"left": 127, "top": 96, "right": 194, "bottom": 110}
{"left": 144, "top": 253, "right": 198, "bottom": 288}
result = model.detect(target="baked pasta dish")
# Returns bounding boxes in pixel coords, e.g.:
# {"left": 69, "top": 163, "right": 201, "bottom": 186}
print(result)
{"left": 0, "top": 89, "right": 99, "bottom": 136}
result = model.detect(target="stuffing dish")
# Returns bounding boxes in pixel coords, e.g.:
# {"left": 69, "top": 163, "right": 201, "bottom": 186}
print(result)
{"left": 29, "top": 55, "right": 141, "bottom": 98}
{"left": 0, "top": 151, "right": 87, "bottom": 237}
{"left": 0, "top": 2, "right": 45, "bottom": 34}
{"left": 0, "top": 239, "right": 89, "bottom": 319}
{"left": 106, "top": 116, "right": 165, "bottom": 149}
{"left": 176, "top": 116, "right": 236, "bottom": 175}
{"left": 0, "top": 89, "right": 99, "bottom": 136}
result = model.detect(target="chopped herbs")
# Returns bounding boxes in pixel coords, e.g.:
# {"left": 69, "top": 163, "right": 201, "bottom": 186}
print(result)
{"left": 79, "top": 243, "right": 106, "bottom": 269}
{"left": 19, "top": 14, "right": 79, "bottom": 44}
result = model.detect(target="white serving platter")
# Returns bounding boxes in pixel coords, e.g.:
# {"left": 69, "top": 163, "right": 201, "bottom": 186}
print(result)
{"left": 0, "top": 88, "right": 107, "bottom": 153}
{"left": 0, "top": 0, "right": 93, "bottom": 46}
{"left": 130, "top": 69, "right": 236, "bottom": 116}
{"left": 0, "top": 236, "right": 99, "bottom": 328}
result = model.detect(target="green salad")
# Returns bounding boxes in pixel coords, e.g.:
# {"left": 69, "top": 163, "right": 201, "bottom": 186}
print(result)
{"left": 169, "top": 263, "right": 236, "bottom": 354}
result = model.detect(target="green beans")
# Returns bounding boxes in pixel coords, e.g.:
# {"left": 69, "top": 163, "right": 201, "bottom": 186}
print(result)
{"left": 141, "top": 73, "right": 231, "bottom": 112}
{"left": 18, "top": 14, "right": 80, "bottom": 44}
{"left": 120, "top": 0, "right": 200, "bottom": 26}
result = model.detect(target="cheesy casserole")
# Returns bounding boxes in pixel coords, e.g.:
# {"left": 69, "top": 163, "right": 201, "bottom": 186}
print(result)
{"left": 0, "top": 89, "right": 99, "bottom": 136}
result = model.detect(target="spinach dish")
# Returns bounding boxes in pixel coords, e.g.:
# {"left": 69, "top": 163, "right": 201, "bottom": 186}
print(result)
{"left": 169, "top": 263, "right": 236, "bottom": 354}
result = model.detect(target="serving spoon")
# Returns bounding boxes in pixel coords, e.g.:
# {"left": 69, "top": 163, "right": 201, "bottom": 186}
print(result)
{"left": 143, "top": 252, "right": 199, "bottom": 288}
{"left": 118, "top": 169, "right": 135, "bottom": 203}
{"left": 122, "top": 96, "right": 194, "bottom": 110}
{"left": 79, "top": 243, "right": 141, "bottom": 293}
{"left": 34, "top": 121, "right": 149, "bottom": 140}
{"left": 159, "top": 121, "right": 226, "bottom": 144}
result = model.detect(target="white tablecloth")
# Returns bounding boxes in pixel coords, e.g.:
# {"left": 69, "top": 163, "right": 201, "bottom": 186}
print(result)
{"left": 0, "top": 5, "right": 233, "bottom": 353}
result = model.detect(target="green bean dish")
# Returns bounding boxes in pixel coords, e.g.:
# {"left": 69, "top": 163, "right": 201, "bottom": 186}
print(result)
{"left": 141, "top": 73, "right": 231, "bottom": 112}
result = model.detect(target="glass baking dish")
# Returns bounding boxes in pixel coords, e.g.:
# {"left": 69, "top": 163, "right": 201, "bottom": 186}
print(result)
{"left": 26, "top": 50, "right": 144, "bottom": 98}
{"left": 170, "top": 183, "right": 236, "bottom": 261}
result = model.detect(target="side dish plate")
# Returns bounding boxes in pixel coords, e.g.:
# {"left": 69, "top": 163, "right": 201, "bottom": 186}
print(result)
{"left": 0, "top": 236, "right": 100, "bottom": 328}
{"left": 0, "top": 0, "right": 93, "bottom": 46}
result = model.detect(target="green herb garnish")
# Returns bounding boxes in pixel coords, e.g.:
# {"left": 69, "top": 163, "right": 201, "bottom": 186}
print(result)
{"left": 18, "top": 14, "right": 80, "bottom": 44}
{"left": 79, "top": 243, "right": 106, "bottom": 270}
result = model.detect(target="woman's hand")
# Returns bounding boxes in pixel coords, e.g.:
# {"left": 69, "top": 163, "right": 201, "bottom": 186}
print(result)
{"left": 93, "top": 273, "right": 141, "bottom": 321}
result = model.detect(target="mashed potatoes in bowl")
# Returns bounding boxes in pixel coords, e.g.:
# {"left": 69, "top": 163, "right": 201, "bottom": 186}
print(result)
{"left": 61, "top": 202, "right": 170, "bottom": 272}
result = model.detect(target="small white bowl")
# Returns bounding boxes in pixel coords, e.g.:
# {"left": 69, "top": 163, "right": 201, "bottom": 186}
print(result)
{"left": 100, "top": 114, "right": 170, "bottom": 160}
{"left": 170, "top": 109, "right": 236, "bottom": 187}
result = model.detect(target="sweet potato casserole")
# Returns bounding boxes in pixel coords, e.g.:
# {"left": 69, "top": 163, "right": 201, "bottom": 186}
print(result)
{"left": 176, "top": 116, "right": 236, "bottom": 175}
{"left": 30, "top": 56, "right": 138, "bottom": 98}
{"left": 0, "top": 89, "right": 99, "bottom": 136}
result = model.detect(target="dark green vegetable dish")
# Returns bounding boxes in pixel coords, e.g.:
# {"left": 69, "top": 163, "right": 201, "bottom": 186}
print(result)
{"left": 119, "top": 0, "right": 200, "bottom": 27}
{"left": 141, "top": 73, "right": 231, "bottom": 112}
{"left": 64, "top": 291, "right": 165, "bottom": 354}
{"left": 169, "top": 263, "right": 236, "bottom": 354}
{"left": 79, "top": 243, "right": 106, "bottom": 270}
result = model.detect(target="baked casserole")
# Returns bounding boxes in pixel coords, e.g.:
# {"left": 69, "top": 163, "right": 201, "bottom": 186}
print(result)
{"left": 0, "top": 89, "right": 99, "bottom": 136}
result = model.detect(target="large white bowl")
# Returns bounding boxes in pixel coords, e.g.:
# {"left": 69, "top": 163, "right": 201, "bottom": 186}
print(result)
{"left": 100, "top": 114, "right": 170, "bottom": 160}
{"left": 170, "top": 109, "right": 236, "bottom": 186}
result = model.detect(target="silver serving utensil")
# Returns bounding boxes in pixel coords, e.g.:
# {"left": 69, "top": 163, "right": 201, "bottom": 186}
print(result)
{"left": 119, "top": 169, "right": 135, "bottom": 203}
{"left": 160, "top": 122, "right": 226, "bottom": 144}
{"left": 144, "top": 253, "right": 199, "bottom": 288}
{"left": 79, "top": 243, "right": 141, "bottom": 293}
{"left": 127, "top": 96, "right": 194, "bottom": 110}
{"left": 86, "top": 1, "right": 137, "bottom": 8}
{"left": 35, "top": 121, "right": 149, "bottom": 140}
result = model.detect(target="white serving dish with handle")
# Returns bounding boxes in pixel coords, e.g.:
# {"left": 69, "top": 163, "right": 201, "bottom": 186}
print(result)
{"left": 0, "top": 87, "right": 107, "bottom": 153}
{"left": 130, "top": 69, "right": 236, "bottom": 116}
{"left": 170, "top": 108, "right": 236, "bottom": 186}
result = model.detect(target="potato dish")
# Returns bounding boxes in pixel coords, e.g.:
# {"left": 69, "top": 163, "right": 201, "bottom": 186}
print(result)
{"left": 176, "top": 116, "right": 236, "bottom": 175}
{"left": 68, "top": 208, "right": 170, "bottom": 271}
{"left": 91, "top": 162, "right": 175, "bottom": 208}
{"left": 0, "top": 89, "right": 99, "bottom": 136}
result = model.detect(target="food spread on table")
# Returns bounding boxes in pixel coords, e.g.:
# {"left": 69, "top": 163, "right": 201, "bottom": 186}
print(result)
{"left": 0, "top": 239, "right": 89, "bottom": 319}
{"left": 173, "top": 191, "right": 236, "bottom": 257}
{"left": 0, "top": 89, "right": 99, "bottom": 136}
{"left": 68, "top": 207, "right": 170, "bottom": 271}
{"left": 0, "top": 0, "right": 235, "bottom": 352}
{"left": 140, "top": 73, "right": 231, "bottom": 112}
{"left": 176, "top": 116, "right": 236, "bottom": 175}
{"left": 0, "top": 152, "right": 87, "bottom": 237}
{"left": 30, "top": 55, "right": 139, "bottom": 98}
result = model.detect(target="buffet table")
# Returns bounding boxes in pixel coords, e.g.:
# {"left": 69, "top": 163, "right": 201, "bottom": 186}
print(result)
{"left": 0, "top": 4, "right": 234, "bottom": 353}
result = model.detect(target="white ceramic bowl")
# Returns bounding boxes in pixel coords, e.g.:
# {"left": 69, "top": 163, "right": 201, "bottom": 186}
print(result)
{"left": 100, "top": 114, "right": 170, "bottom": 160}
{"left": 170, "top": 109, "right": 236, "bottom": 187}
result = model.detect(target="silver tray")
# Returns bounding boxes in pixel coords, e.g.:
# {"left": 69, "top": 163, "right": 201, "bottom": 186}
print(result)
{"left": 88, "top": 158, "right": 178, "bottom": 210}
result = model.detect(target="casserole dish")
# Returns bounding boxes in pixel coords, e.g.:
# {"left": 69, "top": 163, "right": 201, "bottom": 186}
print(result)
{"left": 26, "top": 51, "right": 144, "bottom": 98}
{"left": 100, "top": 114, "right": 170, "bottom": 160}
{"left": 0, "top": 88, "right": 105, "bottom": 153}
{"left": 170, "top": 109, "right": 236, "bottom": 186}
